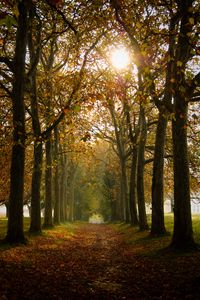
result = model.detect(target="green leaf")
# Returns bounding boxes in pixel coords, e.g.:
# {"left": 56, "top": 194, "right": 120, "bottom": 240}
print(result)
{"left": 73, "top": 105, "right": 81, "bottom": 113}
{"left": 0, "top": 15, "right": 17, "bottom": 29}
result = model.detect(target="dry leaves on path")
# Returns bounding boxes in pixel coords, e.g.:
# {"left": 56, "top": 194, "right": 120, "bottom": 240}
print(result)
{"left": 0, "top": 223, "right": 200, "bottom": 299}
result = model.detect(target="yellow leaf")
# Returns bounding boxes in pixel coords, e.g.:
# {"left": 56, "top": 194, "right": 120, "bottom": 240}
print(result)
{"left": 13, "top": 5, "right": 19, "bottom": 18}
{"left": 189, "top": 18, "right": 194, "bottom": 25}
{"left": 177, "top": 61, "right": 183, "bottom": 67}
{"left": 136, "top": 22, "right": 142, "bottom": 29}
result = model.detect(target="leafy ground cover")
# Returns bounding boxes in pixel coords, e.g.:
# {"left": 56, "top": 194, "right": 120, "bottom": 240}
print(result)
{"left": 0, "top": 216, "right": 200, "bottom": 299}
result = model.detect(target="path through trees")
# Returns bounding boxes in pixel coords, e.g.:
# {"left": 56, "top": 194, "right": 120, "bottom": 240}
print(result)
{"left": 0, "top": 223, "right": 200, "bottom": 299}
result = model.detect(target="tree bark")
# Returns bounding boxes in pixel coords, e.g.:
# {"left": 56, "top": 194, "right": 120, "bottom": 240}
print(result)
{"left": 5, "top": 202, "right": 9, "bottom": 218}
{"left": 68, "top": 175, "right": 75, "bottom": 222}
{"left": 28, "top": 3, "right": 43, "bottom": 234}
{"left": 120, "top": 158, "right": 130, "bottom": 223}
{"left": 151, "top": 109, "right": 168, "bottom": 235}
{"left": 108, "top": 101, "right": 129, "bottom": 222}
{"left": 63, "top": 154, "right": 68, "bottom": 222}
{"left": 6, "top": 1, "right": 28, "bottom": 243}
{"left": 137, "top": 106, "right": 149, "bottom": 231}
{"left": 53, "top": 127, "right": 60, "bottom": 224}
{"left": 171, "top": 100, "right": 195, "bottom": 248}
{"left": 29, "top": 142, "right": 43, "bottom": 232}
{"left": 43, "top": 135, "right": 53, "bottom": 227}
{"left": 59, "top": 149, "right": 65, "bottom": 223}
{"left": 129, "top": 148, "right": 139, "bottom": 226}
{"left": 170, "top": 0, "right": 196, "bottom": 249}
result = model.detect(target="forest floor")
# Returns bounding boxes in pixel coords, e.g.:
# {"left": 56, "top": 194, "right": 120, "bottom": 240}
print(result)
{"left": 0, "top": 221, "right": 200, "bottom": 299}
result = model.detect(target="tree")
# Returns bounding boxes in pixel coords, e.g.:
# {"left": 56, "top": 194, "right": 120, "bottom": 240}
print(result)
{"left": 170, "top": 0, "right": 199, "bottom": 249}
{"left": 5, "top": 0, "right": 29, "bottom": 243}
{"left": 27, "top": 2, "right": 43, "bottom": 233}
{"left": 53, "top": 127, "right": 60, "bottom": 224}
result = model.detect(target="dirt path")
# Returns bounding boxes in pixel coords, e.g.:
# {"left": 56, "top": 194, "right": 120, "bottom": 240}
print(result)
{"left": 0, "top": 223, "right": 200, "bottom": 299}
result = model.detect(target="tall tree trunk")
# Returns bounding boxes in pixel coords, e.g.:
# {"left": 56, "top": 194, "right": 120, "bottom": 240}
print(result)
{"left": 151, "top": 109, "right": 168, "bottom": 235}
{"left": 68, "top": 175, "right": 75, "bottom": 222}
{"left": 29, "top": 142, "right": 43, "bottom": 232}
{"left": 171, "top": 101, "right": 195, "bottom": 249}
{"left": 59, "top": 174, "right": 65, "bottom": 223}
{"left": 110, "top": 198, "right": 117, "bottom": 222}
{"left": 62, "top": 154, "right": 68, "bottom": 222}
{"left": 108, "top": 101, "right": 129, "bottom": 222}
{"left": 137, "top": 106, "right": 149, "bottom": 231}
{"left": 6, "top": 1, "right": 28, "bottom": 244}
{"left": 53, "top": 127, "right": 60, "bottom": 224}
{"left": 170, "top": 0, "right": 196, "bottom": 249}
{"left": 120, "top": 158, "right": 129, "bottom": 223}
{"left": 129, "top": 148, "right": 139, "bottom": 226}
{"left": 43, "top": 134, "right": 53, "bottom": 227}
{"left": 59, "top": 149, "right": 65, "bottom": 223}
{"left": 28, "top": 2, "right": 42, "bottom": 234}
{"left": 119, "top": 172, "right": 125, "bottom": 221}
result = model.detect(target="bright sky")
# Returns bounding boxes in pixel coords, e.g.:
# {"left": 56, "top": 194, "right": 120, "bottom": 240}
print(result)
{"left": 111, "top": 47, "right": 130, "bottom": 69}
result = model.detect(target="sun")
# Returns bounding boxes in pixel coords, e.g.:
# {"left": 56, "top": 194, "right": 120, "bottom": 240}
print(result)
{"left": 111, "top": 47, "right": 130, "bottom": 69}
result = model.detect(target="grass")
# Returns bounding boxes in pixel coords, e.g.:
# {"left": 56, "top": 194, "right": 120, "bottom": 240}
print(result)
{"left": 109, "top": 214, "right": 200, "bottom": 254}
{"left": 0, "top": 218, "right": 68, "bottom": 240}
{"left": 0, "top": 214, "right": 200, "bottom": 249}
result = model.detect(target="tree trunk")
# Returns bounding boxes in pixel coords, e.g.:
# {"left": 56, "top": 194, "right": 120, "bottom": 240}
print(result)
{"left": 120, "top": 158, "right": 129, "bottom": 223}
{"left": 62, "top": 154, "right": 68, "bottom": 222}
{"left": 170, "top": 1, "right": 196, "bottom": 249}
{"left": 137, "top": 106, "right": 149, "bottom": 231}
{"left": 171, "top": 101, "right": 195, "bottom": 249}
{"left": 5, "top": 202, "right": 9, "bottom": 218}
{"left": 68, "top": 175, "right": 75, "bottom": 222}
{"left": 28, "top": 3, "right": 43, "bottom": 234}
{"left": 43, "top": 135, "right": 53, "bottom": 227}
{"left": 151, "top": 109, "right": 168, "bottom": 235}
{"left": 129, "top": 148, "right": 139, "bottom": 226}
{"left": 6, "top": 1, "right": 28, "bottom": 244}
{"left": 29, "top": 142, "right": 43, "bottom": 232}
{"left": 59, "top": 150, "right": 65, "bottom": 223}
{"left": 53, "top": 127, "right": 60, "bottom": 224}
{"left": 59, "top": 174, "right": 65, "bottom": 223}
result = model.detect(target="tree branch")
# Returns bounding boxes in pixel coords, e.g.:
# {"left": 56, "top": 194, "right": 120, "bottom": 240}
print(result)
{"left": 0, "top": 57, "right": 14, "bottom": 71}
{"left": 46, "top": 0, "right": 78, "bottom": 37}
{"left": 0, "top": 81, "right": 12, "bottom": 97}
{"left": 41, "top": 32, "right": 104, "bottom": 138}
{"left": 188, "top": 72, "right": 200, "bottom": 98}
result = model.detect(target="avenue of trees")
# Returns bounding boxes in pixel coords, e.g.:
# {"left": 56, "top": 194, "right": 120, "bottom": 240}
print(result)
{"left": 0, "top": 0, "right": 199, "bottom": 250}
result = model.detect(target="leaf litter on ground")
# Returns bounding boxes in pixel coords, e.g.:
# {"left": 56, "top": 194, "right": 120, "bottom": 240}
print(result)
{"left": 0, "top": 222, "right": 200, "bottom": 299}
